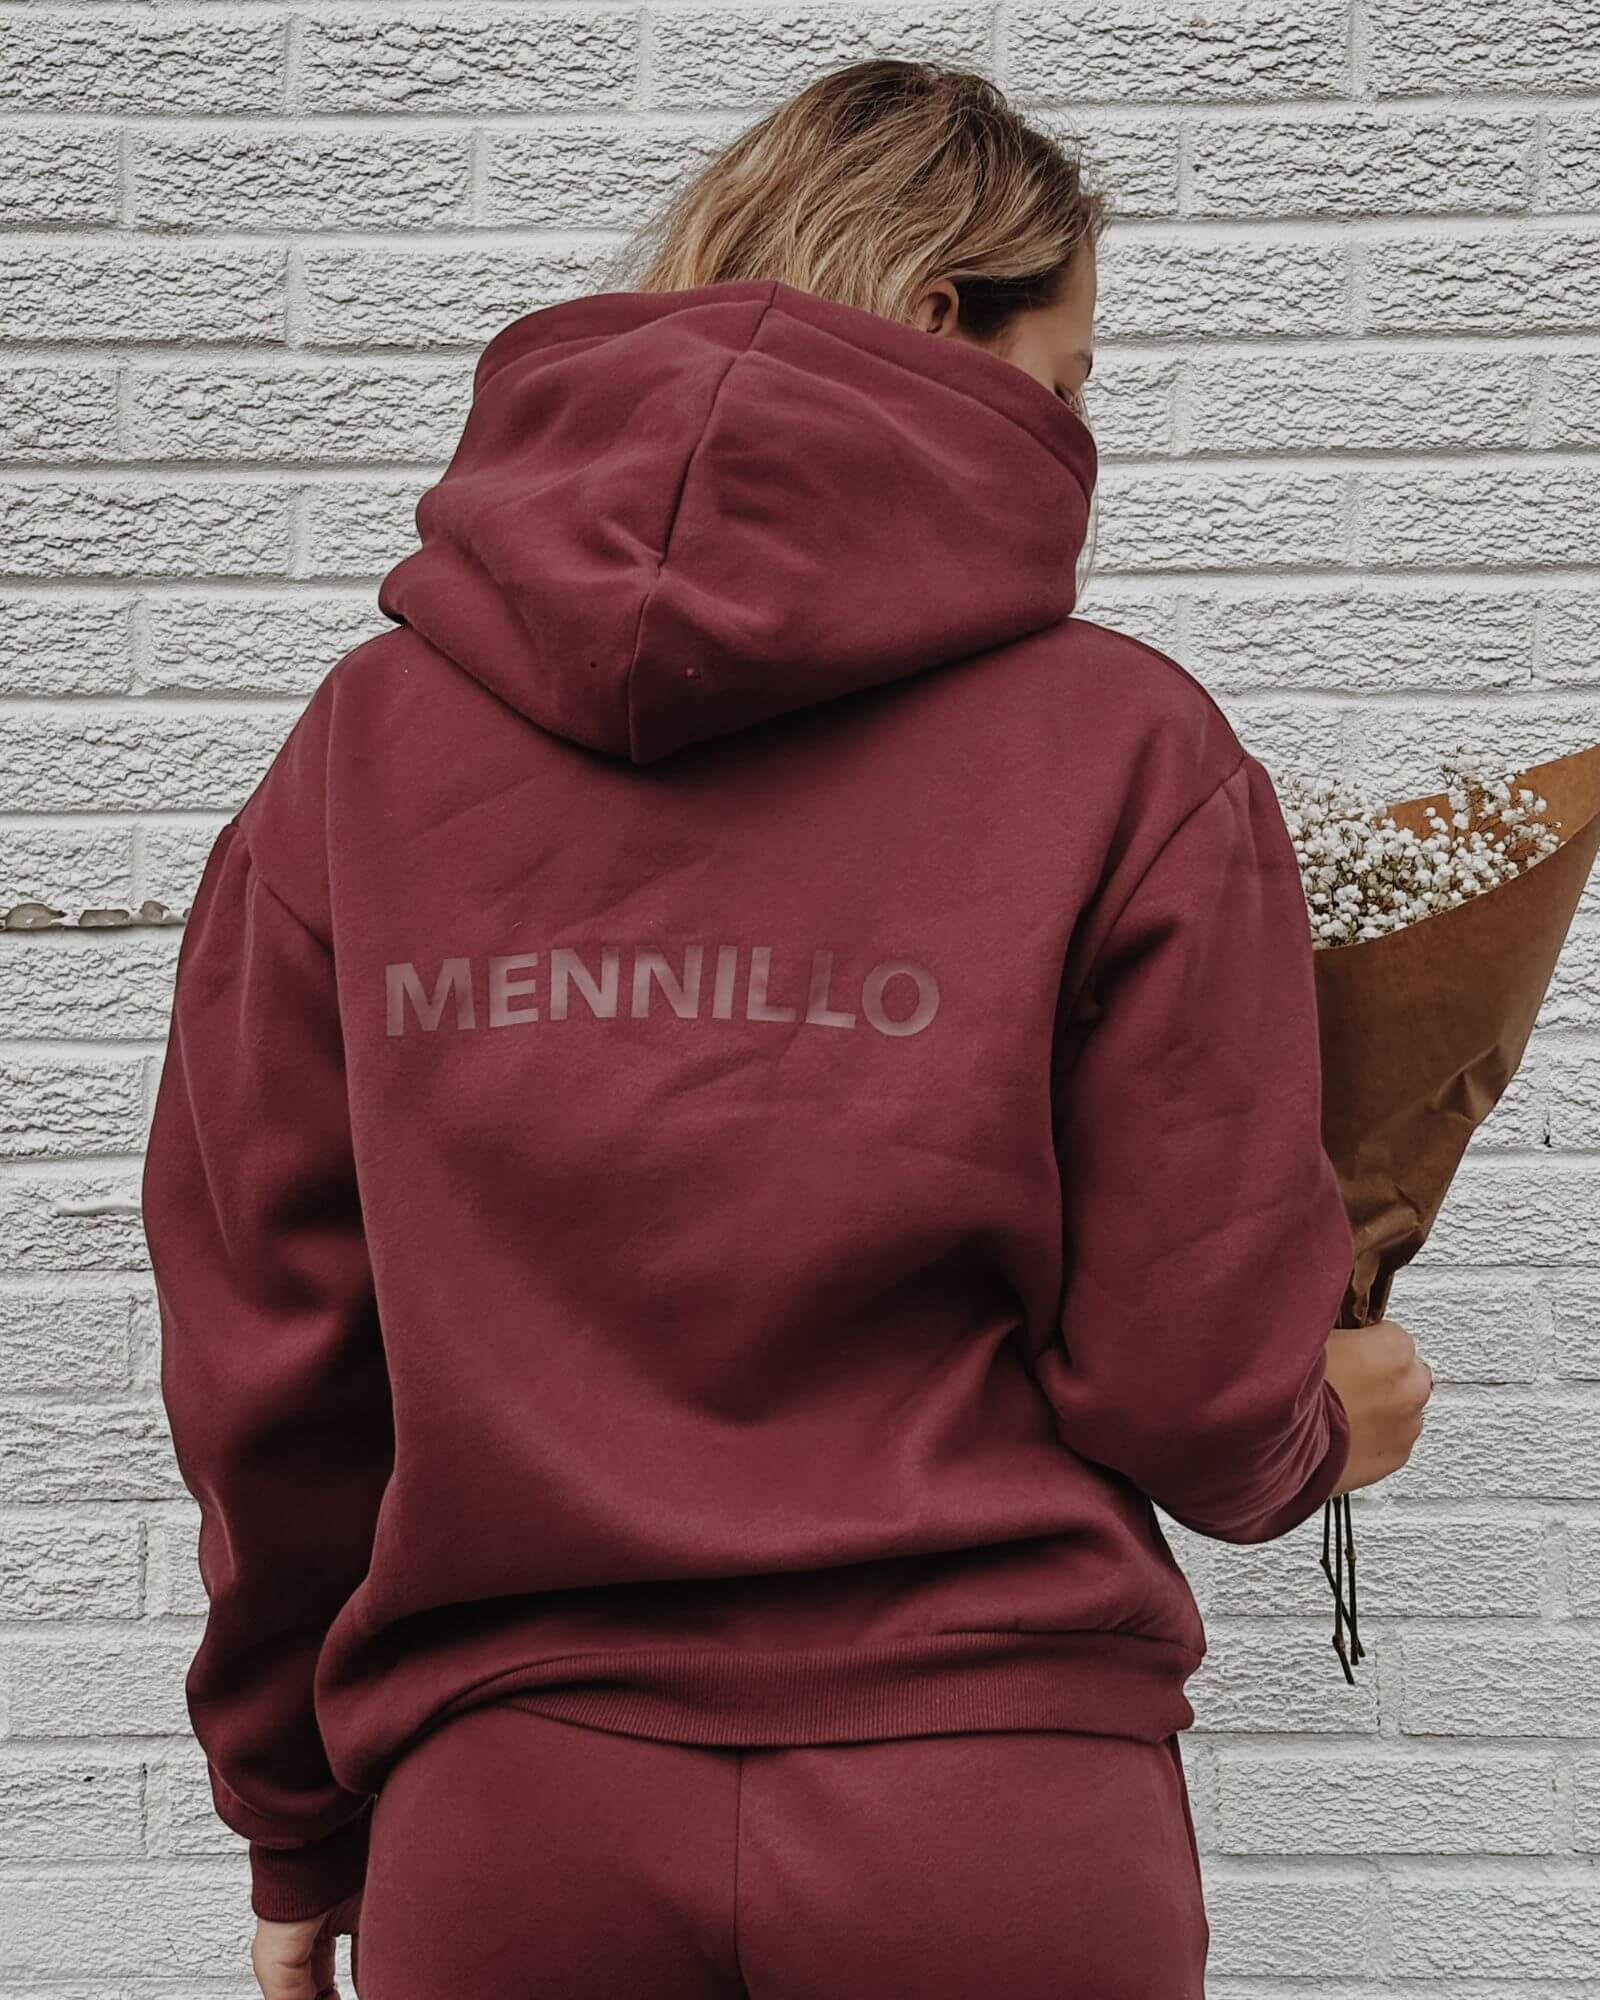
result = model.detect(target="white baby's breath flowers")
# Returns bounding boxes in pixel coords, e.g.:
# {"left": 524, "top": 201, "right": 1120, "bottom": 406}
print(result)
{"left": 1279, "top": 758, "right": 1563, "bottom": 948}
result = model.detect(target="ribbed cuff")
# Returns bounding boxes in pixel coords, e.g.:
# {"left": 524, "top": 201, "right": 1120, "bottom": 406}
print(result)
{"left": 249, "top": 1800, "right": 372, "bottom": 1923}
{"left": 1173, "top": 1375, "right": 1353, "bottom": 1546}
{"left": 1232, "top": 1375, "right": 1352, "bottom": 1545}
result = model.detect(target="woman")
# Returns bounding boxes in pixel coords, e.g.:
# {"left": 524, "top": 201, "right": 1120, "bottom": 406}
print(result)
{"left": 144, "top": 58, "right": 1433, "bottom": 2000}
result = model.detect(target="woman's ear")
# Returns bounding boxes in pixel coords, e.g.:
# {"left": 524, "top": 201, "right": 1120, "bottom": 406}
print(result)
{"left": 909, "top": 279, "right": 962, "bottom": 336}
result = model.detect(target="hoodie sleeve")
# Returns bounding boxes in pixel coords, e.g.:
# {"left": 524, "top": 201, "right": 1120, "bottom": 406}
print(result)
{"left": 142, "top": 817, "right": 394, "bottom": 1921}
{"left": 1038, "top": 750, "right": 1354, "bottom": 1544}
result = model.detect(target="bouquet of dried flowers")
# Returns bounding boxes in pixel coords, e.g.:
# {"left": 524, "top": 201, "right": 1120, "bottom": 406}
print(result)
{"left": 1278, "top": 742, "right": 1600, "bottom": 1681}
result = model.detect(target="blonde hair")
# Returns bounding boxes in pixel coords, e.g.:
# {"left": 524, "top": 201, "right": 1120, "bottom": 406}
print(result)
{"left": 609, "top": 59, "right": 1105, "bottom": 591}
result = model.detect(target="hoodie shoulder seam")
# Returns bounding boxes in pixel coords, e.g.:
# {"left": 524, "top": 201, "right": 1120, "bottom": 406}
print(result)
{"left": 1150, "top": 747, "right": 1253, "bottom": 876}
{"left": 228, "top": 815, "right": 334, "bottom": 956}
{"left": 621, "top": 291, "right": 780, "bottom": 763}
{"left": 1096, "top": 748, "right": 1253, "bottom": 955}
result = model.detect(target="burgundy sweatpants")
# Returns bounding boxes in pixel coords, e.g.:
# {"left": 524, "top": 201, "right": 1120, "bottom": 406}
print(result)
{"left": 354, "top": 1701, "right": 1209, "bottom": 1998}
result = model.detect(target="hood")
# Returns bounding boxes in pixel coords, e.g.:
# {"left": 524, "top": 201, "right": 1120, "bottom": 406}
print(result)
{"left": 377, "top": 278, "right": 1097, "bottom": 765}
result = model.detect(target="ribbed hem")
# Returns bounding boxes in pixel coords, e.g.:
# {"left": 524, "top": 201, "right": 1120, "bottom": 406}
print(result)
{"left": 433, "top": 1628, "right": 1199, "bottom": 1750}
{"left": 249, "top": 1800, "right": 372, "bottom": 1923}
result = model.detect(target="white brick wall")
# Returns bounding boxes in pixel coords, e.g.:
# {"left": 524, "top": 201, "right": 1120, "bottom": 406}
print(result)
{"left": 2, "top": 1, "right": 1598, "bottom": 1989}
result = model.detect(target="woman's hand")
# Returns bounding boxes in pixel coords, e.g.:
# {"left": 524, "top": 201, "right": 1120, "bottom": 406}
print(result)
{"left": 251, "top": 1898, "right": 359, "bottom": 2000}
{"left": 1325, "top": 1317, "right": 1434, "bottom": 1495}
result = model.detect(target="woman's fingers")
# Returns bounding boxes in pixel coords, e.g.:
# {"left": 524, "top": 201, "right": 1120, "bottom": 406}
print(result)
{"left": 250, "top": 1912, "right": 342, "bottom": 2000}
{"left": 312, "top": 1920, "right": 340, "bottom": 1999}
{"left": 1325, "top": 1317, "right": 1436, "bottom": 1493}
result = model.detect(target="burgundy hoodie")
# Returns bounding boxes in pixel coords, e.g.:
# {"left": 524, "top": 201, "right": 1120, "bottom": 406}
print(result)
{"left": 143, "top": 278, "right": 1354, "bottom": 1922}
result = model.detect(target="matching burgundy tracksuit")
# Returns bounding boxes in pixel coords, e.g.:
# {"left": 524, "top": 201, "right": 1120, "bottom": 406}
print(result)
{"left": 143, "top": 277, "right": 1355, "bottom": 1994}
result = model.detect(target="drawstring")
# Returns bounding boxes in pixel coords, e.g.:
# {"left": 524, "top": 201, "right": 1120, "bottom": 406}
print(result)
{"left": 1320, "top": 1494, "right": 1364, "bottom": 1683}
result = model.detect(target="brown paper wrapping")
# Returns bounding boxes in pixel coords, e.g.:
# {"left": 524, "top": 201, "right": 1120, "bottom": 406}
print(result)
{"left": 1315, "top": 740, "right": 1600, "bottom": 1333}
{"left": 1306, "top": 742, "right": 1600, "bottom": 1677}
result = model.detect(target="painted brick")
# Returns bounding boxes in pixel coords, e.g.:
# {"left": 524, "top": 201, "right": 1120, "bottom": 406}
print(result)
{"left": 0, "top": 479, "right": 290, "bottom": 580}
{"left": 648, "top": 7, "right": 993, "bottom": 108}
{"left": 1082, "top": 357, "right": 1178, "bottom": 457}
{"left": 0, "top": 1518, "right": 143, "bottom": 1622}
{"left": 1186, "top": 585, "right": 1533, "bottom": 693}
{"left": 300, "top": 245, "right": 616, "bottom": 348}
{"left": 1214, "top": 1751, "right": 1556, "bottom": 1853}
{"left": 1387, "top": 1397, "right": 1600, "bottom": 1502}
{"left": 0, "top": 245, "right": 284, "bottom": 346}
{"left": 1427, "top": 1162, "right": 1591, "bottom": 1276}
{"left": 1207, "top": 697, "right": 1346, "bottom": 779}
{"left": 1471, "top": 1052, "right": 1548, "bottom": 1153}
{"left": 1066, "top": 586, "right": 1182, "bottom": 655}
{"left": 1366, "top": 230, "right": 1600, "bottom": 335}
{"left": 3, "top": 1636, "right": 195, "bottom": 1738}
{"left": 0, "top": 592, "right": 132, "bottom": 696}
{"left": 1551, "top": 1277, "right": 1600, "bottom": 1382}
{"left": 1388, "top": 1876, "right": 1600, "bottom": 1980}
{"left": 0, "top": 713, "right": 291, "bottom": 814}
{"left": 1207, "top": 1512, "right": 1548, "bottom": 1621}
{"left": 0, "top": 1290, "right": 133, "bottom": 1391}
{"left": 1367, "top": 0, "right": 1600, "bottom": 96}
{"left": 128, "top": 1290, "right": 163, "bottom": 1392}
{"left": 127, "top": 361, "right": 470, "bottom": 464}
{"left": 0, "top": 17, "right": 283, "bottom": 115}
{"left": 1360, "top": 466, "right": 1600, "bottom": 571}
{"left": 1030, "top": 112, "right": 1181, "bottom": 220}
{"left": 486, "top": 122, "right": 738, "bottom": 229}
{"left": 0, "top": 363, "right": 120, "bottom": 462}
{"left": 1205, "top": 1987, "right": 1402, "bottom": 2000}
{"left": 141, "top": 820, "right": 234, "bottom": 914}
{"left": 145, "top": 1513, "right": 208, "bottom": 1620}
{"left": 1191, "top": 112, "right": 1532, "bottom": 219}
{"left": 0, "top": 1057, "right": 147, "bottom": 1161}
{"left": 1095, "top": 469, "right": 1347, "bottom": 573}
{"left": 1008, "top": 1, "right": 1346, "bottom": 104}
{"left": 1344, "top": 697, "right": 1600, "bottom": 797}
{"left": 0, "top": 1755, "right": 144, "bottom": 1860}
{"left": 1404, "top": 1631, "right": 1600, "bottom": 1736}
{"left": 0, "top": 124, "right": 119, "bottom": 227}
{"left": 1186, "top": 351, "right": 1531, "bottom": 455}
{"left": 1483, "top": 1058, "right": 1548, "bottom": 1152}
{"left": 298, "top": 12, "right": 638, "bottom": 113}
{"left": 1386, "top": 1275, "right": 1546, "bottom": 1385}
{"left": 0, "top": 1173, "right": 151, "bottom": 1275}
{"left": 1188, "top": 1627, "right": 1381, "bottom": 1734}
{"left": 1571, "top": 1532, "right": 1600, "bottom": 1618}
{"left": 1158, "top": 1517, "right": 1216, "bottom": 1614}
{"left": 133, "top": 129, "right": 472, "bottom": 233}
{"left": 1203, "top": 1873, "right": 1374, "bottom": 1978}
{"left": 0, "top": 932, "right": 180, "bottom": 1041}
{"left": 0, "top": 1871, "right": 244, "bottom": 1980}
{"left": 1544, "top": 111, "right": 1600, "bottom": 211}
{"left": 1539, "top": 930, "right": 1600, "bottom": 1033}
{"left": 1097, "top": 235, "right": 1349, "bottom": 339}
{"left": 0, "top": 1400, "right": 183, "bottom": 1504}
{"left": 0, "top": 828, "right": 136, "bottom": 918}
{"left": 302, "top": 479, "right": 427, "bottom": 577}
{"left": 1541, "top": 355, "right": 1600, "bottom": 449}
{"left": 160, "top": 1742, "right": 240, "bottom": 1856}
{"left": 1574, "top": 1757, "right": 1600, "bottom": 1847}
{"left": 141, "top": 592, "right": 379, "bottom": 697}
{"left": 1544, "top": 1045, "right": 1600, "bottom": 1144}
{"left": 1541, "top": 590, "right": 1600, "bottom": 685}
